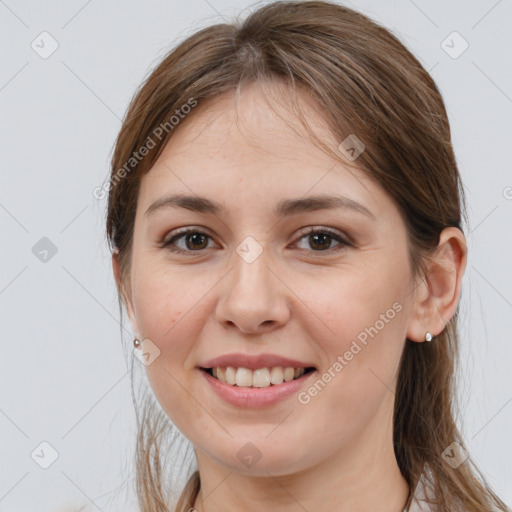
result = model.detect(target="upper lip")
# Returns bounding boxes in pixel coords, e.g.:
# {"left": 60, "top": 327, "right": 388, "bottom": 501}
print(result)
{"left": 200, "top": 353, "right": 316, "bottom": 370}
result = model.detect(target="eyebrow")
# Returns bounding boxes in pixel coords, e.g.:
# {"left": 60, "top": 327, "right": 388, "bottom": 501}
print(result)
{"left": 144, "top": 193, "right": 376, "bottom": 220}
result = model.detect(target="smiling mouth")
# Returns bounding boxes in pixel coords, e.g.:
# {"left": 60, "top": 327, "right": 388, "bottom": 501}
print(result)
{"left": 201, "top": 366, "right": 316, "bottom": 388}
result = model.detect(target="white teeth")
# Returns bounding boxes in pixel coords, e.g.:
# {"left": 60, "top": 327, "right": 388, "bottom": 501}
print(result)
{"left": 211, "top": 366, "right": 307, "bottom": 387}
{"left": 283, "top": 367, "right": 295, "bottom": 382}
{"left": 225, "top": 366, "right": 236, "bottom": 385}
{"left": 270, "top": 367, "right": 284, "bottom": 385}
{"left": 252, "top": 368, "right": 271, "bottom": 388}
{"left": 235, "top": 367, "right": 252, "bottom": 387}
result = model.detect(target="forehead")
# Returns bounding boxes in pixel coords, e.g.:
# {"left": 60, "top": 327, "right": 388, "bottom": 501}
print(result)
{"left": 137, "top": 81, "right": 391, "bottom": 220}
{"left": 158, "top": 81, "right": 340, "bottom": 163}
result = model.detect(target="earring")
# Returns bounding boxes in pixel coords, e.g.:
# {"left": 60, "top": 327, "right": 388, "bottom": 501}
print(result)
{"left": 425, "top": 332, "right": 433, "bottom": 342}
{"left": 133, "top": 337, "right": 141, "bottom": 348}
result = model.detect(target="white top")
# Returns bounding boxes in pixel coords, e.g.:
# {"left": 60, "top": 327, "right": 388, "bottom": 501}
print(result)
{"left": 406, "top": 474, "right": 434, "bottom": 512}
{"left": 405, "top": 475, "right": 503, "bottom": 512}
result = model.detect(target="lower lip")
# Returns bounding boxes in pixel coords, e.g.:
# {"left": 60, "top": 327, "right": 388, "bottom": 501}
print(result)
{"left": 199, "top": 368, "right": 317, "bottom": 408}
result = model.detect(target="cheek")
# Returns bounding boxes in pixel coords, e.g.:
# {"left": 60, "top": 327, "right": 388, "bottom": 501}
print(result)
{"left": 133, "top": 270, "right": 209, "bottom": 428}
{"left": 298, "top": 264, "right": 406, "bottom": 351}
{"left": 299, "top": 265, "right": 409, "bottom": 405}
{"left": 130, "top": 264, "right": 205, "bottom": 359}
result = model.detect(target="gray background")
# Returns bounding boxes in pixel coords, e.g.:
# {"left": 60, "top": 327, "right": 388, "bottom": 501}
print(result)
{"left": 1, "top": 0, "right": 511, "bottom": 510}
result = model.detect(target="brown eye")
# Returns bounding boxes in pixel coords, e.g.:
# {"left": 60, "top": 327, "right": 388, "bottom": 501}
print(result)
{"left": 295, "top": 227, "right": 351, "bottom": 253}
{"left": 163, "top": 229, "right": 214, "bottom": 253}
{"left": 308, "top": 232, "right": 332, "bottom": 251}
{"left": 182, "top": 232, "right": 209, "bottom": 250}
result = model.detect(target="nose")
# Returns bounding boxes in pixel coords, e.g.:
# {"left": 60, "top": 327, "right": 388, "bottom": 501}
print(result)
{"left": 215, "top": 244, "right": 291, "bottom": 335}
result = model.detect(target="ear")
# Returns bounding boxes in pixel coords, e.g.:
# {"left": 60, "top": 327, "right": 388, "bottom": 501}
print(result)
{"left": 112, "top": 251, "right": 140, "bottom": 338}
{"left": 406, "top": 227, "right": 467, "bottom": 343}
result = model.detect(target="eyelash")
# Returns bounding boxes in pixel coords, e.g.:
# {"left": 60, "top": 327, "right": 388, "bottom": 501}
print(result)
{"left": 161, "top": 226, "right": 352, "bottom": 255}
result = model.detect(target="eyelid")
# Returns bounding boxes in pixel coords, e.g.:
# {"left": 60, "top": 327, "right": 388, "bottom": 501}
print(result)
{"left": 161, "top": 225, "right": 210, "bottom": 242}
{"left": 160, "top": 226, "right": 216, "bottom": 249}
{"left": 161, "top": 225, "right": 353, "bottom": 254}
{"left": 296, "top": 226, "right": 351, "bottom": 243}
{"left": 293, "top": 226, "right": 352, "bottom": 251}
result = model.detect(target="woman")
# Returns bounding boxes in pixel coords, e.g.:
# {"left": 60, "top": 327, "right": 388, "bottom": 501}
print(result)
{"left": 106, "top": 1, "right": 510, "bottom": 510}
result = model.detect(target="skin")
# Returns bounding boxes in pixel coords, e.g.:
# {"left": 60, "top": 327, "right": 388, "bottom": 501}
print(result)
{"left": 113, "top": 80, "right": 467, "bottom": 512}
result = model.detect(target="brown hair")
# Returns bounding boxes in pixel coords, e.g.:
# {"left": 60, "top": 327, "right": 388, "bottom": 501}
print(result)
{"left": 106, "top": 1, "right": 509, "bottom": 510}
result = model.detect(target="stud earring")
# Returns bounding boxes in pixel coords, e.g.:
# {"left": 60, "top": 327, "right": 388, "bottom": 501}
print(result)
{"left": 425, "top": 332, "right": 433, "bottom": 342}
{"left": 133, "top": 338, "right": 141, "bottom": 348}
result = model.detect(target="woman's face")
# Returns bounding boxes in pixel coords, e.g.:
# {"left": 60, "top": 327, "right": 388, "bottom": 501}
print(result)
{"left": 119, "top": 82, "right": 421, "bottom": 476}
